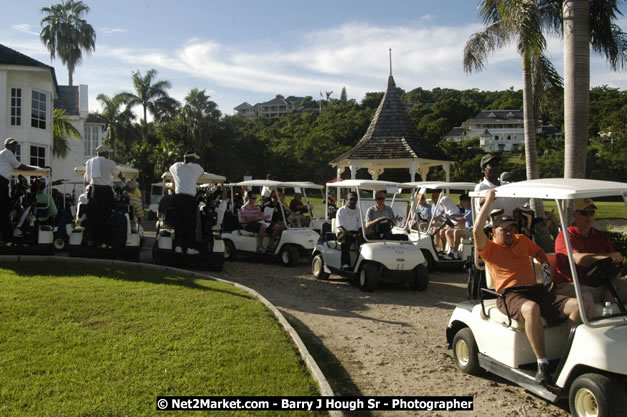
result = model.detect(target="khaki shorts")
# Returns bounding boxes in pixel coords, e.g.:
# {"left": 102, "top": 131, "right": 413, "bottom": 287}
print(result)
{"left": 498, "top": 284, "right": 572, "bottom": 326}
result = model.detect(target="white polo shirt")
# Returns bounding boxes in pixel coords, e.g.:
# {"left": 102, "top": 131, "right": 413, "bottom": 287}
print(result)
{"left": 85, "top": 156, "right": 120, "bottom": 187}
{"left": 169, "top": 162, "right": 203, "bottom": 196}
{"left": 0, "top": 148, "right": 21, "bottom": 180}
{"left": 474, "top": 178, "right": 526, "bottom": 216}
{"left": 336, "top": 205, "right": 362, "bottom": 232}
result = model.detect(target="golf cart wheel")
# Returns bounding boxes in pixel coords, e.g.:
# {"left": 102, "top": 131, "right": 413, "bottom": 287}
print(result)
{"left": 224, "top": 240, "right": 237, "bottom": 261}
{"left": 421, "top": 249, "right": 435, "bottom": 272}
{"left": 359, "top": 263, "right": 378, "bottom": 292}
{"left": 280, "top": 245, "right": 299, "bottom": 267}
{"left": 452, "top": 328, "right": 481, "bottom": 376}
{"left": 53, "top": 238, "right": 66, "bottom": 251}
{"left": 410, "top": 264, "right": 429, "bottom": 291}
{"left": 569, "top": 373, "right": 622, "bottom": 417}
{"left": 311, "top": 253, "right": 329, "bottom": 280}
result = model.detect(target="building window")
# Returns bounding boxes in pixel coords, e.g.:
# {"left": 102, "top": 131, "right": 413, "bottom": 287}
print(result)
{"left": 14, "top": 144, "right": 21, "bottom": 162}
{"left": 30, "top": 145, "right": 46, "bottom": 167}
{"left": 11, "top": 88, "right": 21, "bottom": 126}
{"left": 507, "top": 135, "right": 511, "bottom": 140}
{"left": 498, "top": 144, "right": 505, "bottom": 151}
{"left": 84, "top": 125, "right": 100, "bottom": 156}
{"left": 31, "top": 90, "right": 47, "bottom": 130}
{"left": 494, "top": 136, "right": 499, "bottom": 141}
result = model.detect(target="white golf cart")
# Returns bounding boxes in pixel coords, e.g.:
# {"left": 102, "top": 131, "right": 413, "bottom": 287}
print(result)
{"left": 221, "top": 179, "right": 320, "bottom": 267}
{"left": 68, "top": 165, "right": 142, "bottom": 260}
{"left": 282, "top": 181, "right": 327, "bottom": 232}
{"left": 0, "top": 166, "right": 55, "bottom": 255}
{"left": 147, "top": 181, "right": 164, "bottom": 219}
{"left": 393, "top": 181, "right": 476, "bottom": 270}
{"left": 152, "top": 171, "right": 227, "bottom": 271}
{"left": 446, "top": 179, "right": 627, "bottom": 417}
{"left": 312, "top": 180, "right": 429, "bottom": 292}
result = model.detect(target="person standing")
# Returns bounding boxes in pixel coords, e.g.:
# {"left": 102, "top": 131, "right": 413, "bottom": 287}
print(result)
{"left": 0, "top": 138, "right": 36, "bottom": 245}
{"left": 169, "top": 151, "right": 204, "bottom": 255}
{"left": 474, "top": 153, "right": 523, "bottom": 216}
{"left": 84, "top": 144, "right": 123, "bottom": 248}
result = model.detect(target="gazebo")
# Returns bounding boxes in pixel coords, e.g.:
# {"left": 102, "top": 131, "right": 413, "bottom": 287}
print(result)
{"left": 329, "top": 74, "right": 453, "bottom": 182}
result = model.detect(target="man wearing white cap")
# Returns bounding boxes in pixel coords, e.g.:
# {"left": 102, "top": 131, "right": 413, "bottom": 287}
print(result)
{"left": 554, "top": 198, "right": 626, "bottom": 306}
{"left": 0, "top": 138, "right": 37, "bottom": 245}
{"left": 169, "top": 151, "right": 204, "bottom": 255}
{"left": 84, "top": 144, "right": 123, "bottom": 248}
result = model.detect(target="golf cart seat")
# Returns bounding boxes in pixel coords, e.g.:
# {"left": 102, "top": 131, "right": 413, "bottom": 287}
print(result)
{"left": 480, "top": 254, "right": 559, "bottom": 331}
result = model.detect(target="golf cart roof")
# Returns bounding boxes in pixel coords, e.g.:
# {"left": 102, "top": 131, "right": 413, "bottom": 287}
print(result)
{"left": 74, "top": 164, "right": 140, "bottom": 179}
{"left": 472, "top": 178, "right": 627, "bottom": 200}
{"left": 13, "top": 166, "right": 51, "bottom": 177}
{"left": 234, "top": 179, "right": 283, "bottom": 188}
{"left": 161, "top": 172, "right": 226, "bottom": 184}
{"left": 281, "top": 181, "right": 324, "bottom": 190}
{"left": 403, "top": 181, "right": 477, "bottom": 191}
{"left": 326, "top": 179, "right": 402, "bottom": 191}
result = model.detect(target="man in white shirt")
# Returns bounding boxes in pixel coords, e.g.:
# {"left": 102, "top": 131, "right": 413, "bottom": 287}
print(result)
{"left": 84, "top": 144, "right": 123, "bottom": 248}
{"left": 474, "top": 153, "right": 523, "bottom": 216}
{"left": 169, "top": 151, "right": 204, "bottom": 255}
{"left": 336, "top": 192, "right": 363, "bottom": 269}
{"left": 0, "top": 138, "right": 36, "bottom": 246}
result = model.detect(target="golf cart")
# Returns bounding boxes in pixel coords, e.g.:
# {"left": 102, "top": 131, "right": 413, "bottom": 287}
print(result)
{"left": 0, "top": 166, "right": 55, "bottom": 255}
{"left": 393, "top": 181, "right": 476, "bottom": 270}
{"left": 312, "top": 180, "right": 429, "bottom": 292}
{"left": 282, "top": 181, "right": 327, "bottom": 232}
{"left": 152, "top": 171, "right": 227, "bottom": 271}
{"left": 446, "top": 179, "right": 627, "bottom": 417}
{"left": 221, "top": 179, "right": 320, "bottom": 267}
{"left": 68, "top": 165, "right": 142, "bottom": 261}
{"left": 147, "top": 181, "right": 164, "bottom": 220}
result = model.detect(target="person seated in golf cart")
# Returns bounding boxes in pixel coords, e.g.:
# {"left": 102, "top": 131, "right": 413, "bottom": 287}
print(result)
{"left": 430, "top": 189, "right": 460, "bottom": 252}
{"left": 288, "top": 192, "right": 310, "bottom": 227}
{"left": 444, "top": 194, "right": 473, "bottom": 260}
{"left": 34, "top": 178, "right": 58, "bottom": 224}
{"left": 261, "top": 191, "right": 286, "bottom": 251}
{"left": 336, "top": 192, "right": 363, "bottom": 270}
{"left": 365, "top": 190, "right": 403, "bottom": 240}
{"left": 126, "top": 181, "right": 144, "bottom": 228}
{"left": 553, "top": 198, "right": 627, "bottom": 308}
{"left": 475, "top": 188, "right": 581, "bottom": 384}
{"left": 239, "top": 190, "right": 272, "bottom": 253}
{"left": 169, "top": 151, "right": 204, "bottom": 255}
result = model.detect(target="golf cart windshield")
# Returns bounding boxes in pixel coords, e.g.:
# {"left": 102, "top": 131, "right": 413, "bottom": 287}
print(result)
{"left": 471, "top": 178, "right": 627, "bottom": 328}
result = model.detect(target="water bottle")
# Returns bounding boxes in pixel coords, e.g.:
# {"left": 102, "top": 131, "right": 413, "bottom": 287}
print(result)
{"left": 602, "top": 301, "right": 613, "bottom": 316}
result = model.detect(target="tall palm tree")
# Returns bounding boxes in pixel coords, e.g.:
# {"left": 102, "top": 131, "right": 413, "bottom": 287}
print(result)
{"left": 181, "top": 88, "right": 221, "bottom": 152}
{"left": 40, "top": 0, "right": 96, "bottom": 86}
{"left": 52, "top": 108, "right": 81, "bottom": 158}
{"left": 464, "top": 0, "right": 561, "bottom": 214}
{"left": 120, "top": 69, "right": 172, "bottom": 141}
{"left": 96, "top": 93, "right": 136, "bottom": 154}
{"left": 544, "top": 0, "right": 626, "bottom": 178}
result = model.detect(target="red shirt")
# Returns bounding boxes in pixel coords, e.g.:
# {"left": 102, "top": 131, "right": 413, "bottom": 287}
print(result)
{"left": 478, "top": 234, "right": 543, "bottom": 293}
{"left": 554, "top": 225, "right": 615, "bottom": 284}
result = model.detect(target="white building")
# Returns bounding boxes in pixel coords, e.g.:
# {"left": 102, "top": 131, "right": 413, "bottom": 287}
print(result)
{"left": 234, "top": 95, "right": 301, "bottom": 118}
{"left": 0, "top": 44, "right": 107, "bottom": 182}
{"left": 444, "top": 110, "right": 562, "bottom": 152}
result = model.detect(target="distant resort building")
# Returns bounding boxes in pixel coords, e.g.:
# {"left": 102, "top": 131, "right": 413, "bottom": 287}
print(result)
{"left": 234, "top": 95, "right": 304, "bottom": 118}
{"left": 444, "top": 110, "right": 562, "bottom": 152}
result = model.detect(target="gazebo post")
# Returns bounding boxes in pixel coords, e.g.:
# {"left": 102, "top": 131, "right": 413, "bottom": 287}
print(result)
{"left": 443, "top": 163, "right": 451, "bottom": 182}
{"left": 409, "top": 160, "right": 418, "bottom": 182}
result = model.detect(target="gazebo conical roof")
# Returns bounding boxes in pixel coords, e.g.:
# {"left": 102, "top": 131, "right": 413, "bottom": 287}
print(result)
{"left": 330, "top": 75, "right": 452, "bottom": 181}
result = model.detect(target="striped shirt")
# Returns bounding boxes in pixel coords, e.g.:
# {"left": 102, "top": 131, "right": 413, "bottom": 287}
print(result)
{"left": 239, "top": 203, "right": 261, "bottom": 226}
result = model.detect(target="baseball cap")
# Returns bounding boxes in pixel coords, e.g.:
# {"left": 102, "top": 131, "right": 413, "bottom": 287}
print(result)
{"left": 184, "top": 151, "right": 200, "bottom": 159}
{"left": 574, "top": 198, "right": 597, "bottom": 212}
{"left": 4, "top": 137, "right": 17, "bottom": 146}
{"left": 480, "top": 153, "right": 500, "bottom": 168}
{"left": 492, "top": 214, "right": 516, "bottom": 229}
{"left": 96, "top": 144, "right": 111, "bottom": 153}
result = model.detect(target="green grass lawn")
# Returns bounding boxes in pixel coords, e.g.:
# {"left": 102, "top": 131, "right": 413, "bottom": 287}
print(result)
{"left": 0, "top": 263, "right": 325, "bottom": 417}
{"left": 542, "top": 200, "right": 626, "bottom": 219}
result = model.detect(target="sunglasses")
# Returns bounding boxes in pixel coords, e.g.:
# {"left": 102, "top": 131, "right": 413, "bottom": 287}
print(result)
{"left": 375, "top": 197, "right": 385, "bottom": 201}
{"left": 577, "top": 210, "right": 596, "bottom": 217}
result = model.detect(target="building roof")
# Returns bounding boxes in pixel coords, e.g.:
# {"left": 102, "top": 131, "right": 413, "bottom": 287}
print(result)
{"left": 54, "top": 86, "right": 79, "bottom": 115}
{"left": 330, "top": 75, "right": 450, "bottom": 164}
{"left": 465, "top": 110, "right": 523, "bottom": 124}
{"left": 234, "top": 102, "right": 253, "bottom": 111}
{"left": 0, "top": 43, "right": 59, "bottom": 94}
{"left": 262, "top": 95, "right": 288, "bottom": 106}
{"left": 445, "top": 127, "right": 465, "bottom": 137}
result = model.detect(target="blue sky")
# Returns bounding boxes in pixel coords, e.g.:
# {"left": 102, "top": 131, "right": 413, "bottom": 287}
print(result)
{"left": 1, "top": 0, "right": 625, "bottom": 116}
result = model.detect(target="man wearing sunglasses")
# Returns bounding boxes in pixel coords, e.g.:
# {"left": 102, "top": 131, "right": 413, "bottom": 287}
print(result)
{"left": 365, "top": 191, "right": 397, "bottom": 240}
{"left": 554, "top": 198, "right": 626, "bottom": 306}
{"left": 336, "top": 192, "right": 363, "bottom": 269}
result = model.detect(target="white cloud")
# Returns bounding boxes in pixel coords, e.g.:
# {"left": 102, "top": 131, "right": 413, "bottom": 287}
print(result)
{"left": 101, "top": 27, "right": 128, "bottom": 34}
{"left": 11, "top": 24, "right": 39, "bottom": 36}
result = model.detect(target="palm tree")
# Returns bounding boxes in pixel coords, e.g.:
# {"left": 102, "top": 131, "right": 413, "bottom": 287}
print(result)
{"left": 120, "top": 69, "right": 172, "bottom": 141}
{"left": 545, "top": 0, "right": 626, "bottom": 178}
{"left": 464, "top": 0, "right": 561, "bottom": 214}
{"left": 40, "top": 0, "right": 96, "bottom": 86}
{"left": 96, "top": 93, "right": 136, "bottom": 154}
{"left": 181, "top": 88, "right": 221, "bottom": 152}
{"left": 52, "top": 108, "right": 81, "bottom": 158}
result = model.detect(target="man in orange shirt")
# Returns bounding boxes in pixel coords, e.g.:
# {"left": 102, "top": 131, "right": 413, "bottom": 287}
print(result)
{"left": 474, "top": 189, "right": 580, "bottom": 384}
